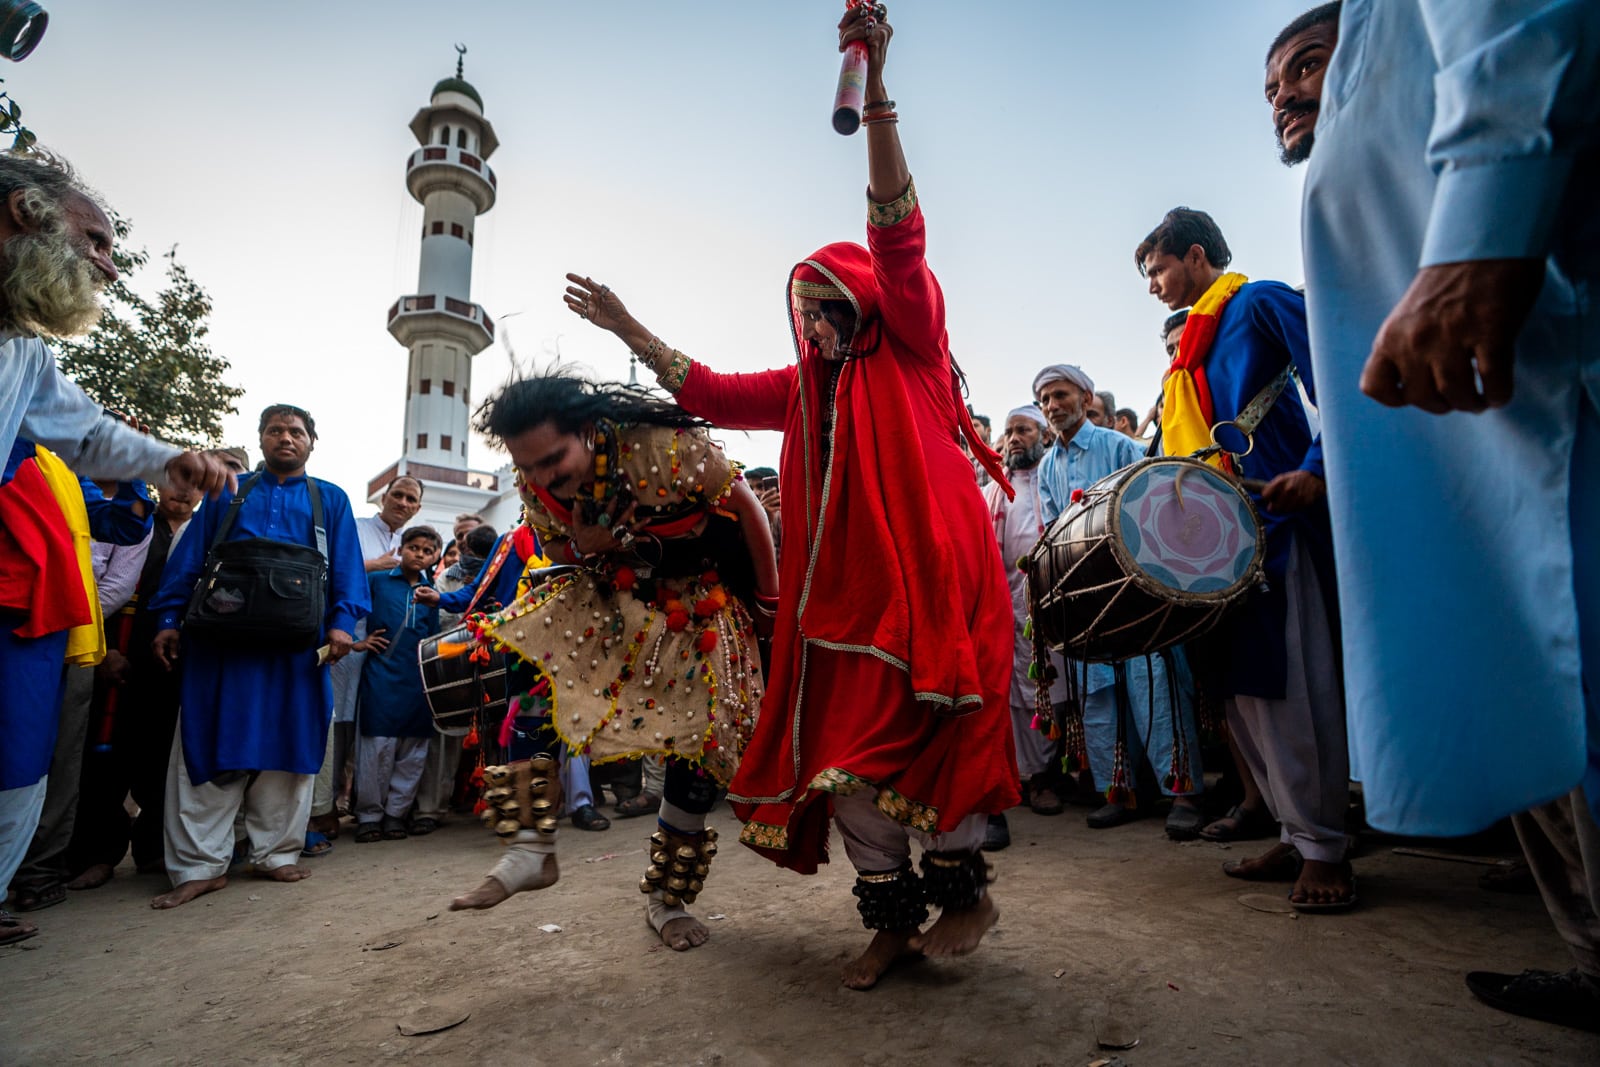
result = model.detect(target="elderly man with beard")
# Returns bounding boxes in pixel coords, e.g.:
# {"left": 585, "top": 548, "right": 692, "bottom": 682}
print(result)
{"left": 0, "top": 154, "right": 230, "bottom": 494}
{"left": 0, "top": 153, "right": 231, "bottom": 944}
{"left": 307, "top": 475, "right": 425, "bottom": 847}
{"left": 981, "top": 405, "right": 1071, "bottom": 851}
{"left": 1033, "top": 365, "right": 1206, "bottom": 838}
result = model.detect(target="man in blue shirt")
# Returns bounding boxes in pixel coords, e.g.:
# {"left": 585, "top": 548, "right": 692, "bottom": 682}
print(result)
{"left": 1033, "top": 364, "right": 1204, "bottom": 839}
{"left": 147, "top": 405, "right": 368, "bottom": 909}
{"left": 352, "top": 526, "right": 442, "bottom": 842}
{"left": 1301, "top": 0, "right": 1599, "bottom": 1024}
{"left": 1136, "top": 207, "right": 1349, "bottom": 910}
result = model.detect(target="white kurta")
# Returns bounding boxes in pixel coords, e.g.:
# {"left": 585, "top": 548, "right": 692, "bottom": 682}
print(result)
{"left": 1302, "top": 0, "right": 1600, "bottom": 834}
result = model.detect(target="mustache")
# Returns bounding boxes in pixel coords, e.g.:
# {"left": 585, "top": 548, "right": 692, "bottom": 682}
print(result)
{"left": 1276, "top": 101, "right": 1317, "bottom": 135}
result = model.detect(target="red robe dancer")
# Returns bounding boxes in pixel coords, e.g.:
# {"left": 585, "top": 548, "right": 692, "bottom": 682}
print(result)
{"left": 657, "top": 183, "right": 1020, "bottom": 877}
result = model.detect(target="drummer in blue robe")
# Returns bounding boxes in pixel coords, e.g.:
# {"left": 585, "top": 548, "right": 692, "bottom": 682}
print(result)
{"left": 1135, "top": 207, "right": 1349, "bottom": 910}
{"left": 1033, "top": 364, "right": 1206, "bottom": 839}
{"left": 352, "top": 526, "right": 442, "bottom": 842}
{"left": 415, "top": 522, "right": 610, "bottom": 831}
{"left": 146, "top": 405, "right": 368, "bottom": 909}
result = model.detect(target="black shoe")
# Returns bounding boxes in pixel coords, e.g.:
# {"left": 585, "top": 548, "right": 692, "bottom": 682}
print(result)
{"left": 981, "top": 813, "right": 1010, "bottom": 852}
{"left": 570, "top": 804, "right": 611, "bottom": 831}
{"left": 1165, "top": 803, "right": 1206, "bottom": 840}
{"left": 1465, "top": 968, "right": 1600, "bottom": 1033}
{"left": 1086, "top": 802, "right": 1141, "bottom": 829}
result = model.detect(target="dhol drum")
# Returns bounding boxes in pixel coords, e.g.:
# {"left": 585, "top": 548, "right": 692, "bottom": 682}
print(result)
{"left": 1026, "top": 456, "right": 1265, "bottom": 663}
{"left": 419, "top": 626, "right": 510, "bottom": 736}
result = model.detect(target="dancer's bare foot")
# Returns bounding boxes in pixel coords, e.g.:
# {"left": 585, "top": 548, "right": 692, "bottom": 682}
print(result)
{"left": 66, "top": 863, "right": 115, "bottom": 891}
{"left": 450, "top": 877, "right": 510, "bottom": 911}
{"left": 659, "top": 915, "right": 709, "bottom": 952}
{"left": 1290, "top": 858, "right": 1357, "bottom": 909}
{"left": 449, "top": 851, "right": 559, "bottom": 911}
{"left": 151, "top": 875, "right": 227, "bottom": 909}
{"left": 257, "top": 863, "right": 313, "bottom": 883}
{"left": 842, "top": 928, "right": 924, "bottom": 990}
{"left": 307, "top": 812, "right": 340, "bottom": 838}
{"left": 908, "top": 893, "right": 998, "bottom": 957}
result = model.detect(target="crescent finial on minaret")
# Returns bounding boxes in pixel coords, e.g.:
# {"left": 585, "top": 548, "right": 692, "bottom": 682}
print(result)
{"left": 455, "top": 43, "right": 467, "bottom": 79}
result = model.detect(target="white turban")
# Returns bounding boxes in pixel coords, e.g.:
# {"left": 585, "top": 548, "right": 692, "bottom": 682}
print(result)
{"left": 1031, "top": 364, "right": 1095, "bottom": 399}
{"left": 1006, "top": 404, "right": 1048, "bottom": 428}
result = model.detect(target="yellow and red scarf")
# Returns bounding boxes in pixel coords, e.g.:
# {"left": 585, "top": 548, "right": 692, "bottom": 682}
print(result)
{"left": 1161, "top": 272, "right": 1248, "bottom": 470}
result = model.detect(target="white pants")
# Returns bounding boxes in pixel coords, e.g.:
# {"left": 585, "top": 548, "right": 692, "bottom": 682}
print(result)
{"left": 162, "top": 731, "right": 314, "bottom": 884}
{"left": 413, "top": 733, "right": 462, "bottom": 820}
{"left": 0, "top": 776, "right": 47, "bottom": 895}
{"left": 1009, "top": 702, "right": 1055, "bottom": 779}
{"left": 354, "top": 734, "right": 429, "bottom": 824}
{"left": 562, "top": 751, "right": 595, "bottom": 812}
{"left": 832, "top": 789, "right": 987, "bottom": 873}
{"left": 1227, "top": 539, "right": 1349, "bottom": 864}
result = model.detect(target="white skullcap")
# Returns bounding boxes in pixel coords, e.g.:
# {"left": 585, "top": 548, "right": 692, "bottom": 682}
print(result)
{"left": 1032, "top": 364, "right": 1095, "bottom": 398}
{"left": 1006, "top": 404, "right": 1048, "bottom": 428}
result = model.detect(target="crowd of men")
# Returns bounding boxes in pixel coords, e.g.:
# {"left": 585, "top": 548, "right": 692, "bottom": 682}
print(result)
{"left": 0, "top": 0, "right": 1595, "bottom": 1040}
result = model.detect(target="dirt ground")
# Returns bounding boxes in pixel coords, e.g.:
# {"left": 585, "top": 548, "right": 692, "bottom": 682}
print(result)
{"left": 3, "top": 801, "right": 1597, "bottom": 1067}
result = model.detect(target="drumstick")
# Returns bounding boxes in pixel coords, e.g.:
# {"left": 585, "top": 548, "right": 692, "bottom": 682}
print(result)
{"left": 832, "top": 1, "right": 870, "bottom": 135}
{"left": 1237, "top": 477, "right": 1269, "bottom": 495}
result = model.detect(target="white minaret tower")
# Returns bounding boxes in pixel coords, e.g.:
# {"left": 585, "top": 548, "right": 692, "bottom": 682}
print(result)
{"left": 369, "top": 46, "right": 504, "bottom": 531}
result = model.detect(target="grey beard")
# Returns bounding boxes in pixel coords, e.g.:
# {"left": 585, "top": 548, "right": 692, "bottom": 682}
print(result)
{"left": 1004, "top": 441, "right": 1046, "bottom": 471}
{"left": 1, "top": 229, "right": 105, "bottom": 337}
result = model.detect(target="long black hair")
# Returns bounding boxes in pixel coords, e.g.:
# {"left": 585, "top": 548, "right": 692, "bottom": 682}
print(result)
{"left": 474, "top": 369, "right": 706, "bottom": 441}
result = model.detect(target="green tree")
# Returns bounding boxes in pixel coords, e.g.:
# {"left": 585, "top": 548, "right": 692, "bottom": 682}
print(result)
{"left": 55, "top": 214, "right": 244, "bottom": 446}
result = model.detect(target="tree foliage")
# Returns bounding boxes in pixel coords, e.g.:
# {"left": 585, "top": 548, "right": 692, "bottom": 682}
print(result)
{"left": 55, "top": 214, "right": 244, "bottom": 447}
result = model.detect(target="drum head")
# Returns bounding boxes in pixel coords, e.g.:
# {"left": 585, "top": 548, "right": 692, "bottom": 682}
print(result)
{"left": 1108, "top": 458, "right": 1262, "bottom": 601}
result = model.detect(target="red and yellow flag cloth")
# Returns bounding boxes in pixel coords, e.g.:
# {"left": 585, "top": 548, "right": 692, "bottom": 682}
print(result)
{"left": 0, "top": 443, "right": 104, "bottom": 664}
{"left": 1161, "top": 272, "right": 1248, "bottom": 471}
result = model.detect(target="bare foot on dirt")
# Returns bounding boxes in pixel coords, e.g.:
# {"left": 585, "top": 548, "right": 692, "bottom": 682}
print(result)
{"left": 909, "top": 894, "right": 998, "bottom": 957}
{"left": 1290, "top": 859, "right": 1356, "bottom": 908}
{"left": 151, "top": 876, "right": 227, "bottom": 909}
{"left": 257, "top": 864, "right": 312, "bottom": 883}
{"left": 67, "top": 863, "right": 115, "bottom": 891}
{"left": 450, "top": 878, "right": 510, "bottom": 911}
{"left": 660, "top": 915, "right": 709, "bottom": 951}
{"left": 449, "top": 852, "right": 560, "bottom": 911}
{"left": 842, "top": 929, "right": 923, "bottom": 990}
{"left": 307, "top": 813, "right": 340, "bottom": 838}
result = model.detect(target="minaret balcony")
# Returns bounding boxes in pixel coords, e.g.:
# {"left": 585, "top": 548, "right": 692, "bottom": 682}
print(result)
{"left": 387, "top": 293, "right": 495, "bottom": 354}
{"left": 405, "top": 146, "right": 497, "bottom": 213}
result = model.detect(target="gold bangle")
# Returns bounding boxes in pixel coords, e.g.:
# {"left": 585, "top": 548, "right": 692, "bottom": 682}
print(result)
{"left": 657, "top": 349, "right": 692, "bottom": 394}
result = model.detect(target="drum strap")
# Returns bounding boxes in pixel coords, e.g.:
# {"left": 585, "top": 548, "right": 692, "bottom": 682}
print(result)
{"left": 1187, "top": 364, "right": 1296, "bottom": 466}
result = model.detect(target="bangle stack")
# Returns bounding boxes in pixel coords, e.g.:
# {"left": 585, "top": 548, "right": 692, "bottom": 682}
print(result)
{"left": 632, "top": 335, "right": 692, "bottom": 394}
{"left": 863, "top": 99, "right": 898, "bottom": 127}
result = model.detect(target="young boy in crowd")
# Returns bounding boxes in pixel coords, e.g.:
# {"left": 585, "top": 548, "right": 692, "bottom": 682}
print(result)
{"left": 353, "top": 526, "right": 442, "bottom": 843}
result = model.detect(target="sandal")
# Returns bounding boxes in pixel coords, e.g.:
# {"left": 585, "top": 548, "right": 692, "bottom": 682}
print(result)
{"left": 355, "top": 823, "right": 384, "bottom": 843}
{"left": 1200, "top": 803, "right": 1278, "bottom": 842}
{"left": 1290, "top": 866, "right": 1359, "bottom": 913}
{"left": 301, "top": 831, "right": 333, "bottom": 858}
{"left": 569, "top": 804, "right": 611, "bottom": 831}
{"left": 0, "top": 909, "right": 39, "bottom": 946}
{"left": 1222, "top": 845, "right": 1303, "bottom": 882}
{"left": 13, "top": 883, "right": 67, "bottom": 913}
{"left": 615, "top": 792, "right": 662, "bottom": 818}
{"left": 380, "top": 815, "right": 409, "bottom": 840}
{"left": 408, "top": 816, "right": 440, "bottom": 836}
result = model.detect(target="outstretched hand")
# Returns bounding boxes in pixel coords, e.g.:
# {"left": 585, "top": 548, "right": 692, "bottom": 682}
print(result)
{"left": 564, "top": 274, "right": 632, "bottom": 334}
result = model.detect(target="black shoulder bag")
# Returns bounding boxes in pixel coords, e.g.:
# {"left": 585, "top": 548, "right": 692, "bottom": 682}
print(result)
{"left": 182, "top": 474, "right": 330, "bottom": 650}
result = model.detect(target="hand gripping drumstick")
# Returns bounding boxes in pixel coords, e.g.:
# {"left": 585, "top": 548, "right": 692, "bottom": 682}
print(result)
{"left": 832, "top": 1, "right": 885, "bottom": 135}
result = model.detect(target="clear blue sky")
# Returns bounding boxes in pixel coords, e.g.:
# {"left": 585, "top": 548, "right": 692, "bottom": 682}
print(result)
{"left": 20, "top": 0, "right": 1314, "bottom": 498}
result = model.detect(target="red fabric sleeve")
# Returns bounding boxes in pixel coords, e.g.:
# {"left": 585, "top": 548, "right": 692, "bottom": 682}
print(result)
{"left": 866, "top": 204, "right": 946, "bottom": 366}
{"left": 673, "top": 362, "right": 796, "bottom": 432}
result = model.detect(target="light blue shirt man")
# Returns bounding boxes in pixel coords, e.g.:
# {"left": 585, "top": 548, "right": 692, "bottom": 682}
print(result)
{"left": 1033, "top": 365, "right": 1200, "bottom": 807}
{"left": 1303, "top": 0, "right": 1600, "bottom": 834}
